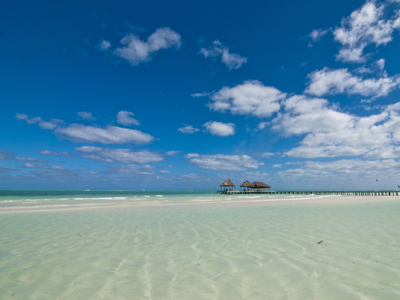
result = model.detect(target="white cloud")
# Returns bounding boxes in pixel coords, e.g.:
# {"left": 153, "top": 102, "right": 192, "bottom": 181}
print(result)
{"left": 77, "top": 112, "right": 95, "bottom": 121}
{"left": 285, "top": 161, "right": 303, "bottom": 166}
{"left": 272, "top": 95, "right": 354, "bottom": 136}
{"left": 208, "top": 80, "right": 286, "bottom": 117}
{"left": 203, "top": 121, "right": 235, "bottom": 137}
{"left": 305, "top": 67, "right": 400, "bottom": 98}
{"left": 376, "top": 58, "right": 385, "bottom": 70}
{"left": 242, "top": 171, "right": 270, "bottom": 180}
{"left": 22, "top": 163, "right": 64, "bottom": 170}
{"left": 260, "top": 152, "right": 276, "bottom": 158}
{"left": 276, "top": 159, "right": 400, "bottom": 180}
{"left": 40, "top": 150, "right": 73, "bottom": 157}
{"left": 273, "top": 158, "right": 400, "bottom": 189}
{"left": 200, "top": 40, "right": 247, "bottom": 70}
{"left": 165, "top": 151, "right": 180, "bottom": 156}
{"left": 191, "top": 92, "right": 212, "bottom": 98}
{"left": 38, "top": 121, "right": 57, "bottom": 130}
{"left": 302, "top": 159, "right": 400, "bottom": 171}
{"left": 185, "top": 153, "right": 264, "bottom": 171}
{"left": 112, "top": 27, "right": 181, "bottom": 65}
{"left": 56, "top": 125, "right": 154, "bottom": 144}
{"left": 106, "top": 164, "right": 156, "bottom": 175}
{"left": 159, "top": 170, "right": 172, "bottom": 174}
{"left": 272, "top": 164, "right": 282, "bottom": 168}
{"left": 271, "top": 96, "right": 400, "bottom": 159}
{"left": 394, "top": 11, "right": 400, "bottom": 28}
{"left": 257, "top": 122, "right": 269, "bottom": 130}
{"left": 336, "top": 47, "right": 367, "bottom": 63}
{"left": 308, "top": 28, "right": 329, "bottom": 46}
{"left": 75, "top": 146, "right": 164, "bottom": 163}
{"left": 96, "top": 39, "right": 111, "bottom": 51}
{"left": 333, "top": 1, "right": 399, "bottom": 62}
{"left": 15, "top": 113, "right": 59, "bottom": 130}
{"left": 309, "top": 28, "right": 328, "bottom": 42}
{"left": 17, "top": 113, "right": 154, "bottom": 145}
{"left": 117, "top": 110, "right": 140, "bottom": 126}
{"left": 178, "top": 125, "right": 200, "bottom": 134}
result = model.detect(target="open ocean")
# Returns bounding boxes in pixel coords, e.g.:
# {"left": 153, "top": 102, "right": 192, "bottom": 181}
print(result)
{"left": 1, "top": 190, "right": 400, "bottom": 299}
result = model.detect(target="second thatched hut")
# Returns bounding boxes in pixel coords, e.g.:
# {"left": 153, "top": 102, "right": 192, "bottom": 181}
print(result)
{"left": 240, "top": 180, "right": 254, "bottom": 191}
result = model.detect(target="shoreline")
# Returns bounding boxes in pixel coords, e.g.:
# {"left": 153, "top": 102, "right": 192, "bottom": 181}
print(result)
{"left": 1, "top": 195, "right": 399, "bottom": 214}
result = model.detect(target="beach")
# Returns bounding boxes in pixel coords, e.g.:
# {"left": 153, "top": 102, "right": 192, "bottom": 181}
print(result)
{"left": 1, "top": 191, "right": 400, "bottom": 299}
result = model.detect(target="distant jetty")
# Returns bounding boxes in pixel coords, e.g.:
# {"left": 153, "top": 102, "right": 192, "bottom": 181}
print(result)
{"left": 217, "top": 179, "right": 400, "bottom": 196}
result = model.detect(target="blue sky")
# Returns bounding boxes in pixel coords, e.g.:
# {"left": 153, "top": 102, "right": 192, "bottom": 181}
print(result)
{"left": 1, "top": 0, "right": 400, "bottom": 190}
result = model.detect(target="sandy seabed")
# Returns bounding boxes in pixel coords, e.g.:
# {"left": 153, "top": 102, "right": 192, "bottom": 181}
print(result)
{"left": 1, "top": 195, "right": 400, "bottom": 299}
{"left": 1, "top": 194, "right": 399, "bottom": 214}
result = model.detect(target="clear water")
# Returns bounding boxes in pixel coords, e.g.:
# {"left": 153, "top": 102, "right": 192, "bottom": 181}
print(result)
{"left": 1, "top": 190, "right": 399, "bottom": 299}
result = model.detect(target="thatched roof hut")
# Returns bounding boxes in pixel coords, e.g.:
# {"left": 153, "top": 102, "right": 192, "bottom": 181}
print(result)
{"left": 252, "top": 181, "right": 271, "bottom": 189}
{"left": 240, "top": 180, "right": 254, "bottom": 188}
{"left": 219, "top": 179, "right": 236, "bottom": 187}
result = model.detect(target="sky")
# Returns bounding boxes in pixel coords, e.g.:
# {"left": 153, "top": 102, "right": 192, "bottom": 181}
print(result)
{"left": 1, "top": 0, "right": 400, "bottom": 190}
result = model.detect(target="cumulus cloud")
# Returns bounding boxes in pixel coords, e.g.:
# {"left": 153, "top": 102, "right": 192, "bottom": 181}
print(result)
{"left": 178, "top": 125, "right": 200, "bottom": 134}
{"left": 333, "top": 1, "right": 400, "bottom": 62}
{"left": 257, "top": 122, "right": 269, "bottom": 130}
{"left": 200, "top": 40, "right": 248, "bottom": 70}
{"left": 17, "top": 113, "right": 153, "bottom": 145}
{"left": 208, "top": 80, "right": 286, "bottom": 117}
{"left": 305, "top": 67, "right": 400, "bottom": 98}
{"left": 271, "top": 96, "right": 400, "bottom": 159}
{"left": 260, "top": 152, "right": 276, "bottom": 158}
{"left": 203, "top": 121, "right": 236, "bottom": 137}
{"left": 242, "top": 171, "right": 270, "bottom": 180}
{"left": 117, "top": 110, "right": 140, "bottom": 126}
{"left": 56, "top": 125, "right": 154, "bottom": 144}
{"left": 22, "top": 163, "right": 64, "bottom": 170}
{"left": 75, "top": 146, "right": 164, "bottom": 163}
{"left": 105, "top": 164, "right": 156, "bottom": 175}
{"left": 96, "top": 39, "right": 111, "bottom": 51}
{"left": 77, "top": 112, "right": 95, "bottom": 121}
{"left": 40, "top": 150, "right": 73, "bottom": 157}
{"left": 275, "top": 159, "right": 400, "bottom": 183}
{"left": 159, "top": 170, "right": 172, "bottom": 174}
{"left": 185, "top": 153, "right": 264, "bottom": 171}
{"left": 272, "top": 95, "right": 354, "bottom": 136}
{"left": 15, "top": 113, "right": 59, "bottom": 130}
{"left": 308, "top": 28, "right": 329, "bottom": 46}
{"left": 165, "top": 151, "right": 180, "bottom": 156}
{"left": 109, "top": 27, "right": 181, "bottom": 65}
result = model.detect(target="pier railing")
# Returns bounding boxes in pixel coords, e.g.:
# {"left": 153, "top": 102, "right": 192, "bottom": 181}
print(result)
{"left": 217, "top": 190, "right": 400, "bottom": 196}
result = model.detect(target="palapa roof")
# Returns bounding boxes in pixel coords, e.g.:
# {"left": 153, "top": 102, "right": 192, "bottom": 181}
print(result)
{"left": 252, "top": 181, "right": 271, "bottom": 188}
{"left": 240, "top": 180, "right": 254, "bottom": 188}
{"left": 219, "top": 179, "right": 236, "bottom": 187}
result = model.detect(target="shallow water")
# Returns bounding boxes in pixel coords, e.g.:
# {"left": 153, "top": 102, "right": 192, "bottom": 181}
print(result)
{"left": 1, "top": 191, "right": 399, "bottom": 299}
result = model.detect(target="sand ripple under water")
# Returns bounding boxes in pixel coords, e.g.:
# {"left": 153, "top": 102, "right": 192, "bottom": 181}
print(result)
{"left": 0, "top": 195, "right": 400, "bottom": 299}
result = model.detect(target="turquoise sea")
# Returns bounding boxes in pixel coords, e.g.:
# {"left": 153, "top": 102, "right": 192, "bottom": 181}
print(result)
{"left": 1, "top": 190, "right": 400, "bottom": 299}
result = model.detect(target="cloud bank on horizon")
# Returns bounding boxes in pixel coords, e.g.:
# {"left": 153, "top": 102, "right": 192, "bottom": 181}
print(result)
{"left": 2, "top": 0, "right": 400, "bottom": 190}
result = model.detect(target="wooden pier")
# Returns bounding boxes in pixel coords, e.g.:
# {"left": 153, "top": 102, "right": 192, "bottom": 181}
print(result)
{"left": 217, "top": 190, "right": 400, "bottom": 196}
